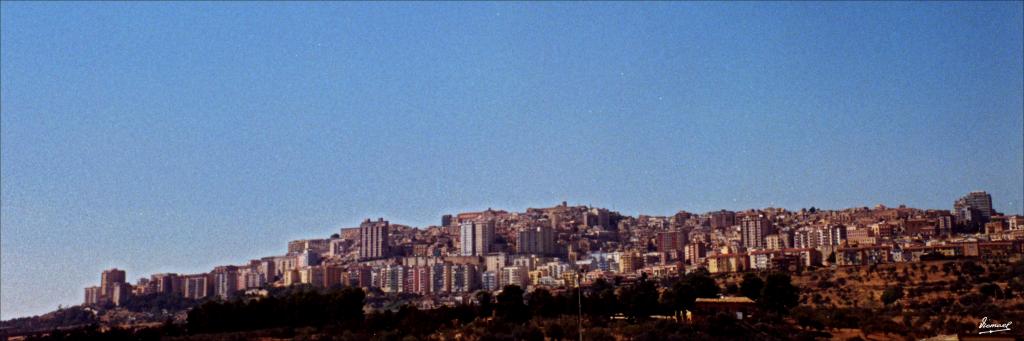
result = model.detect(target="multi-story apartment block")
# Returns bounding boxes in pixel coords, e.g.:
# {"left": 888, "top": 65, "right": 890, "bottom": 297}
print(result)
{"left": 740, "top": 215, "right": 772, "bottom": 249}
{"left": 238, "top": 267, "right": 265, "bottom": 290}
{"left": 656, "top": 230, "right": 687, "bottom": 253}
{"left": 297, "top": 250, "right": 321, "bottom": 268}
{"left": 151, "top": 273, "right": 180, "bottom": 295}
{"left": 684, "top": 242, "right": 707, "bottom": 265}
{"left": 481, "top": 271, "right": 499, "bottom": 291}
{"left": 583, "top": 208, "right": 611, "bottom": 229}
{"left": 100, "top": 268, "right": 127, "bottom": 303}
{"left": 182, "top": 274, "right": 212, "bottom": 300}
{"left": 956, "top": 191, "right": 994, "bottom": 220}
{"left": 283, "top": 269, "right": 302, "bottom": 286}
{"left": 618, "top": 252, "right": 642, "bottom": 274}
{"left": 84, "top": 286, "right": 101, "bottom": 305}
{"left": 748, "top": 248, "right": 822, "bottom": 271}
{"left": 1009, "top": 215, "right": 1024, "bottom": 230}
{"left": 328, "top": 238, "right": 350, "bottom": 258}
{"left": 410, "top": 266, "right": 431, "bottom": 294}
{"left": 709, "top": 210, "right": 736, "bottom": 229}
{"left": 212, "top": 266, "right": 239, "bottom": 299}
{"left": 707, "top": 253, "right": 749, "bottom": 274}
{"left": 937, "top": 215, "right": 955, "bottom": 235}
{"left": 133, "top": 278, "right": 153, "bottom": 296}
{"left": 765, "top": 234, "right": 784, "bottom": 250}
{"left": 381, "top": 264, "right": 405, "bottom": 293}
{"left": 111, "top": 283, "right": 131, "bottom": 306}
{"left": 351, "top": 266, "right": 372, "bottom": 288}
{"left": 451, "top": 264, "right": 479, "bottom": 293}
{"left": 501, "top": 266, "right": 529, "bottom": 288}
{"left": 818, "top": 225, "right": 846, "bottom": 246}
{"left": 845, "top": 227, "right": 875, "bottom": 245}
{"left": 870, "top": 223, "right": 894, "bottom": 240}
{"left": 517, "top": 225, "right": 555, "bottom": 255}
{"left": 430, "top": 263, "right": 451, "bottom": 293}
{"left": 359, "top": 218, "right": 390, "bottom": 260}
{"left": 300, "top": 266, "right": 325, "bottom": 288}
{"left": 287, "top": 238, "right": 331, "bottom": 255}
{"left": 323, "top": 265, "right": 346, "bottom": 288}
{"left": 793, "top": 229, "right": 816, "bottom": 249}
{"left": 837, "top": 246, "right": 893, "bottom": 266}
{"left": 270, "top": 255, "right": 298, "bottom": 277}
{"left": 460, "top": 219, "right": 495, "bottom": 256}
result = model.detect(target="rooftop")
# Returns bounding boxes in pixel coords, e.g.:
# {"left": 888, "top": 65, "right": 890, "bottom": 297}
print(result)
{"left": 696, "top": 297, "right": 755, "bottom": 304}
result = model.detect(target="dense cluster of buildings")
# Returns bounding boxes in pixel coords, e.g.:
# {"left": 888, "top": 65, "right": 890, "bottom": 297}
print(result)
{"left": 83, "top": 192, "right": 1024, "bottom": 309}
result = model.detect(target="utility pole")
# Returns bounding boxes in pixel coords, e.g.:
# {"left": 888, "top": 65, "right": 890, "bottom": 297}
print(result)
{"left": 577, "top": 271, "right": 583, "bottom": 341}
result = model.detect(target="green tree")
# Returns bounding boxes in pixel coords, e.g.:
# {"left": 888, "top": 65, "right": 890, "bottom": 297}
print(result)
{"left": 661, "top": 281, "right": 696, "bottom": 312}
{"left": 513, "top": 323, "right": 545, "bottom": 341}
{"left": 978, "top": 283, "right": 1002, "bottom": 299}
{"left": 740, "top": 273, "right": 764, "bottom": 300}
{"left": 528, "top": 288, "right": 558, "bottom": 317}
{"left": 587, "top": 278, "right": 619, "bottom": 318}
{"left": 475, "top": 290, "right": 494, "bottom": 318}
{"left": 545, "top": 322, "right": 566, "bottom": 341}
{"left": 619, "top": 274, "right": 659, "bottom": 320}
{"left": 759, "top": 272, "right": 799, "bottom": 314}
{"left": 685, "top": 271, "right": 720, "bottom": 299}
{"left": 496, "top": 285, "right": 529, "bottom": 322}
{"left": 881, "top": 285, "right": 904, "bottom": 306}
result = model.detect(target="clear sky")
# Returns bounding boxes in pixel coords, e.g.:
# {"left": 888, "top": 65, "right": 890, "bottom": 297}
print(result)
{"left": 2, "top": 2, "right": 1022, "bottom": 319}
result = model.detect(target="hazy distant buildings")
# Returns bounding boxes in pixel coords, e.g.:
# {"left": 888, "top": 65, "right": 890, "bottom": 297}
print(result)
{"left": 937, "top": 215, "right": 955, "bottom": 236}
{"left": 379, "top": 264, "right": 404, "bottom": 293}
{"left": 501, "top": 266, "right": 529, "bottom": 288}
{"left": 297, "top": 250, "right": 321, "bottom": 268}
{"left": 584, "top": 208, "right": 610, "bottom": 229}
{"left": 77, "top": 193, "right": 1024, "bottom": 316}
{"left": 359, "top": 218, "right": 390, "bottom": 260}
{"left": 288, "top": 239, "right": 330, "bottom": 255}
{"left": 684, "top": 243, "right": 707, "bottom": 265}
{"left": 238, "top": 267, "right": 266, "bottom": 289}
{"left": 740, "top": 215, "right": 772, "bottom": 249}
{"left": 460, "top": 220, "right": 495, "bottom": 256}
{"left": 111, "top": 283, "right": 130, "bottom": 306}
{"left": 619, "top": 252, "right": 642, "bottom": 274}
{"left": 482, "top": 271, "right": 499, "bottom": 291}
{"left": 182, "top": 274, "right": 212, "bottom": 300}
{"left": 517, "top": 225, "right": 555, "bottom": 255}
{"left": 656, "top": 230, "right": 688, "bottom": 253}
{"left": 84, "top": 286, "right": 101, "bottom": 305}
{"left": 151, "top": 273, "right": 180, "bottom": 294}
{"left": 82, "top": 268, "right": 129, "bottom": 306}
{"left": 765, "top": 234, "right": 784, "bottom": 250}
{"left": 710, "top": 210, "right": 736, "bottom": 229}
{"left": 212, "top": 266, "right": 239, "bottom": 299}
{"left": 100, "top": 268, "right": 126, "bottom": 303}
{"left": 1009, "top": 216, "right": 1024, "bottom": 231}
{"left": 820, "top": 225, "right": 847, "bottom": 246}
{"left": 955, "top": 191, "right": 994, "bottom": 227}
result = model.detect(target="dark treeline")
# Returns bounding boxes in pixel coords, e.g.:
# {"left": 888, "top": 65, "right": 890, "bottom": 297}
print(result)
{"left": 119, "top": 292, "right": 202, "bottom": 314}
{"left": 186, "top": 286, "right": 366, "bottom": 334}
{"left": 25, "top": 270, "right": 806, "bottom": 341}
{"left": 0, "top": 306, "right": 97, "bottom": 334}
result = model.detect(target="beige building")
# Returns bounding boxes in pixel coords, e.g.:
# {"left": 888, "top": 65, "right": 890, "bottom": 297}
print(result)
{"left": 618, "top": 252, "right": 642, "bottom": 274}
{"left": 359, "top": 218, "right": 391, "bottom": 260}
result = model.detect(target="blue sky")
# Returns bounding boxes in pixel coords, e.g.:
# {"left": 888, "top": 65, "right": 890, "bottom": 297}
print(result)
{"left": 2, "top": 2, "right": 1022, "bottom": 319}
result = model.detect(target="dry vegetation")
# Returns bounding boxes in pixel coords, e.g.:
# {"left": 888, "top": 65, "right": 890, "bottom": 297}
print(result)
{"left": 720, "top": 258, "right": 1024, "bottom": 340}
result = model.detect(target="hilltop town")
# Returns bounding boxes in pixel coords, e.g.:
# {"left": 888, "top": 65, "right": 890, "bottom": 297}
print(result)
{"left": 3, "top": 191, "right": 1022, "bottom": 340}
